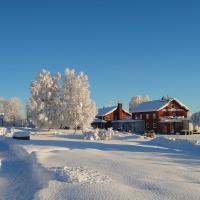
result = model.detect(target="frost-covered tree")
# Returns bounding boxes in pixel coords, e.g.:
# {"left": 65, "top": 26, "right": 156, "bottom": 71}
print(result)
{"left": 191, "top": 112, "right": 200, "bottom": 126}
{"left": 28, "top": 69, "right": 61, "bottom": 129}
{"left": 4, "top": 97, "right": 24, "bottom": 126}
{"left": 77, "top": 72, "right": 96, "bottom": 130}
{"left": 129, "top": 95, "right": 150, "bottom": 112}
{"left": 61, "top": 69, "right": 96, "bottom": 132}
{"left": 0, "top": 98, "right": 6, "bottom": 114}
{"left": 0, "top": 98, "right": 6, "bottom": 126}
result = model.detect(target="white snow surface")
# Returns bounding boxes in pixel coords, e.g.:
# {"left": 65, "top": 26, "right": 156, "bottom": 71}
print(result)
{"left": 0, "top": 129, "right": 200, "bottom": 200}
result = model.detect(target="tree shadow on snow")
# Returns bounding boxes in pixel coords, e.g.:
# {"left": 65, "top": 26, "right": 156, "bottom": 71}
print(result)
{"left": 10, "top": 137, "right": 200, "bottom": 168}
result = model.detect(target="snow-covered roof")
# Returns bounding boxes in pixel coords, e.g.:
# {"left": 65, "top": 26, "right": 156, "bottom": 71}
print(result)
{"left": 130, "top": 98, "right": 189, "bottom": 113}
{"left": 97, "top": 106, "right": 117, "bottom": 117}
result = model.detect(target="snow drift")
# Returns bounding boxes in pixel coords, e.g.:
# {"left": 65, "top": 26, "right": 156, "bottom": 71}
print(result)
{"left": 148, "top": 137, "right": 200, "bottom": 153}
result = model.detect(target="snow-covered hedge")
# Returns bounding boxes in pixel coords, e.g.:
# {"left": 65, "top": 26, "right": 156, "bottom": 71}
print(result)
{"left": 0, "top": 128, "right": 7, "bottom": 136}
{"left": 84, "top": 128, "right": 115, "bottom": 140}
{"left": 0, "top": 127, "right": 14, "bottom": 136}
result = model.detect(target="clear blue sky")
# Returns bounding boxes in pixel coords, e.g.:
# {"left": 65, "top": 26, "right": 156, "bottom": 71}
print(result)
{"left": 0, "top": 0, "right": 199, "bottom": 112}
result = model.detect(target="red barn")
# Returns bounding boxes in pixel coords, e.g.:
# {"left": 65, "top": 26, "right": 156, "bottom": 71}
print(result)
{"left": 131, "top": 97, "right": 190, "bottom": 134}
{"left": 92, "top": 103, "right": 131, "bottom": 129}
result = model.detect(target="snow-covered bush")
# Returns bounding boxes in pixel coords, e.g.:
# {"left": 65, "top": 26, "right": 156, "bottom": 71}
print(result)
{"left": 84, "top": 128, "right": 115, "bottom": 140}
{"left": 0, "top": 127, "right": 14, "bottom": 136}
{"left": 98, "top": 128, "right": 115, "bottom": 140}
{"left": 143, "top": 131, "right": 156, "bottom": 138}
{"left": 0, "top": 128, "right": 7, "bottom": 136}
{"left": 83, "top": 129, "right": 100, "bottom": 140}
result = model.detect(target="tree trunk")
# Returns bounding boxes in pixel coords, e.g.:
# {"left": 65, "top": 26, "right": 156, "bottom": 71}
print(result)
{"left": 74, "top": 127, "right": 77, "bottom": 134}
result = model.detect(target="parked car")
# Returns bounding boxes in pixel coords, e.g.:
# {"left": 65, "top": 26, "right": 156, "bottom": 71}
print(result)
{"left": 180, "top": 130, "right": 193, "bottom": 135}
{"left": 13, "top": 131, "right": 30, "bottom": 140}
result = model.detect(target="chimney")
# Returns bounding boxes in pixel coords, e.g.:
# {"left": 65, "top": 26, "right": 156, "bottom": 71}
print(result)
{"left": 117, "top": 101, "right": 123, "bottom": 120}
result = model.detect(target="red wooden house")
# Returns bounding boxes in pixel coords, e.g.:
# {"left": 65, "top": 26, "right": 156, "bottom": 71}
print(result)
{"left": 92, "top": 103, "right": 131, "bottom": 129}
{"left": 131, "top": 97, "right": 190, "bottom": 134}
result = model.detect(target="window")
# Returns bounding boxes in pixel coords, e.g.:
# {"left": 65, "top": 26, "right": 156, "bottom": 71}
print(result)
{"left": 146, "top": 114, "right": 149, "bottom": 119}
{"left": 153, "top": 113, "right": 156, "bottom": 119}
{"left": 153, "top": 123, "right": 157, "bottom": 129}
{"left": 140, "top": 114, "right": 143, "bottom": 119}
{"left": 146, "top": 123, "right": 150, "bottom": 129}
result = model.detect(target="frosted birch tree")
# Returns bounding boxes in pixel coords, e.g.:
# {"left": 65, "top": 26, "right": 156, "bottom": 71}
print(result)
{"left": 0, "top": 98, "right": 6, "bottom": 114}
{"left": 191, "top": 112, "right": 200, "bottom": 126}
{"left": 4, "top": 97, "right": 24, "bottom": 126}
{"left": 129, "top": 95, "right": 150, "bottom": 112}
{"left": 28, "top": 69, "right": 61, "bottom": 129}
{"left": 61, "top": 69, "right": 96, "bottom": 132}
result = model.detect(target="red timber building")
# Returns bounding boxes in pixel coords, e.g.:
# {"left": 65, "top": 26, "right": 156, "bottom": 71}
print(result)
{"left": 131, "top": 97, "right": 190, "bottom": 134}
{"left": 92, "top": 103, "right": 131, "bottom": 129}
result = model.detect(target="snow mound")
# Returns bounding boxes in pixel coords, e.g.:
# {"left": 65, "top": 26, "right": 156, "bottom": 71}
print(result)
{"left": 50, "top": 166, "right": 112, "bottom": 184}
{"left": 148, "top": 137, "right": 200, "bottom": 152}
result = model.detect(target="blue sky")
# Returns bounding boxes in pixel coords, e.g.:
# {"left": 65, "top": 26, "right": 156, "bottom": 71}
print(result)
{"left": 0, "top": 0, "right": 199, "bottom": 112}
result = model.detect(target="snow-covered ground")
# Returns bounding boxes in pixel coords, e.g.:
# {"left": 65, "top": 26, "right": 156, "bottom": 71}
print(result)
{"left": 0, "top": 129, "right": 200, "bottom": 200}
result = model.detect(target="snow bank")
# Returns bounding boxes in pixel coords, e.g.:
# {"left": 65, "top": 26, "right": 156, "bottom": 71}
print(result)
{"left": 148, "top": 137, "right": 200, "bottom": 152}
{"left": 0, "top": 139, "right": 52, "bottom": 200}
{"left": 84, "top": 128, "right": 114, "bottom": 140}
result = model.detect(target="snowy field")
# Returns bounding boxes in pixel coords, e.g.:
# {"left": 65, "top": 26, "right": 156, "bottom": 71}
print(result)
{"left": 0, "top": 129, "right": 200, "bottom": 200}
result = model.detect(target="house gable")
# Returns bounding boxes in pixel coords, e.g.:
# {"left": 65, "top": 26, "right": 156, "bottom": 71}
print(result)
{"left": 96, "top": 103, "right": 131, "bottom": 121}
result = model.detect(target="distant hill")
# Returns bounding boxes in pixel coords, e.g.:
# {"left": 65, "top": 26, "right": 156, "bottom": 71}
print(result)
{"left": 191, "top": 112, "right": 200, "bottom": 126}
